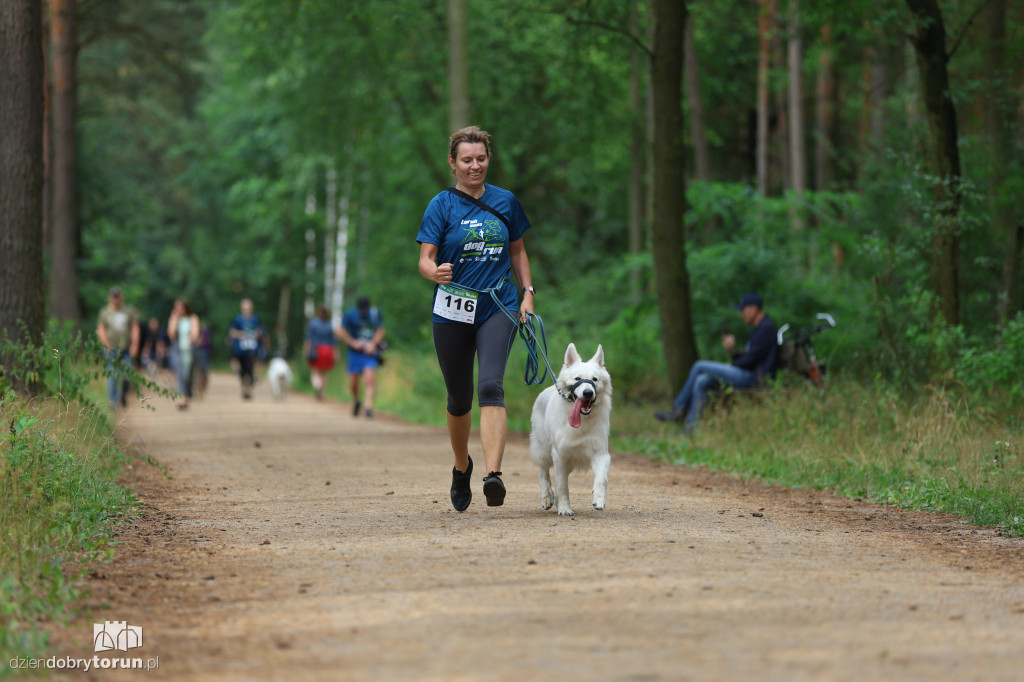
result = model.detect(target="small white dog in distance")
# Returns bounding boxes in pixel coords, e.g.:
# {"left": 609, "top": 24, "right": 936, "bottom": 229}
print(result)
{"left": 267, "top": 356, "right": 293, "bottom": 400}
{"left": 530, "top": 343, "right": 613, "bottom": 516}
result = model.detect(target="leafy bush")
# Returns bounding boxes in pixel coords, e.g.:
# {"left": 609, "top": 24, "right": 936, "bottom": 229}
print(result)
{"left": 0, "top": 332, "right": 144, "bottom": 673}
{"left": 954, "top": 313, "right": 1024, "bottom": 411}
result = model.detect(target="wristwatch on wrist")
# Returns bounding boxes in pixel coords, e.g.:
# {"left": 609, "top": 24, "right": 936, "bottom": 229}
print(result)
{"left": 522, "top": 286, "right": 536, "bottom": 295}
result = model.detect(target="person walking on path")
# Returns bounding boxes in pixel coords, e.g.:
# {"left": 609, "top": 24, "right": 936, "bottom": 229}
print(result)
{"left": 227, "top": 298, "right": 266, "bottom": 400}
{"left": 416, "top": 125, "right": 536, "bottom": 511}
{"left": 304, "top": 305, "right": 338, "bottom": 401}
{"left": 167, "top": 298, "right": 201, "bottom": 410}
{"left": 139, "top": 316, "right": 168, "bottom": 378}
{"left": 655, "top": 293, "right": 778, "bottom": 432}
{"left": 336, "top": 296, "right": 386, "bottom": 418}
{"left": 96, "top": 286, "right": 140, "bottom": 409}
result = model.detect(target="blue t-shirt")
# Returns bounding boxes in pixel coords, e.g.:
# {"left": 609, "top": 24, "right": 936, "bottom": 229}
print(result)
{"left": 416, "top": 184, "right": 531, "bottom": 324}
{"left": 341, "top": 307, "right": 384, "bottom": 356}
{"left": 731, "top": 315, "right": 779, "bottom": 382}
{"left": 305, "top": 317, "right": 336, "bottom": 347}
{"left": 230, "top": 314, "right": 265, "bottom": 357}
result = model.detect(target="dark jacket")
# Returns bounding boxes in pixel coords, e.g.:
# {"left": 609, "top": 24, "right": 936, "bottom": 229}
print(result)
{"left": 730, "top": 315, "right": 778, "bottom": 383}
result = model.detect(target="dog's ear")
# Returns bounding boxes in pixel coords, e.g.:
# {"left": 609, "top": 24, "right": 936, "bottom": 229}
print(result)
{"left": 591, "top": 344, "right": 605, "bottom": 367}
{"left": 564, "top": 343, "right": 579, "bottom": 367}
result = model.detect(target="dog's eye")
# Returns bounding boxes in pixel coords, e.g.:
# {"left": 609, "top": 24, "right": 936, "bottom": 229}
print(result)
{"left": 591, "top": 377, "right": 598, "bottom": 382}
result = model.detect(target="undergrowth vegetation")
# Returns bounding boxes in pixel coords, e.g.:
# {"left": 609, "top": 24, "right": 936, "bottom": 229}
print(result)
{"left": 364, "top": 345, "right": 1024, "bottom": 538}
{"left": 0, "top": 326, "right": 169, "bottom": 675}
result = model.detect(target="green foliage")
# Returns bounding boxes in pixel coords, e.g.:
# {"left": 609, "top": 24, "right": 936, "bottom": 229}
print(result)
{"left": 954, "top": 314, "right": 1024, "bottom": 411}
{"left": 615, "top": 376, "right": 1024, "bottom": 536}
{"left": 0, "top": 320, "right": 176, "bottom": 409}
{"left": 0, "top": 373, "right": 139, "bottom": 670}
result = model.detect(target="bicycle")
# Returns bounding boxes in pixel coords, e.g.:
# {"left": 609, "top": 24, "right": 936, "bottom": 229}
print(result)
{"left": 776, "top": 313, "right": 836, "bottom": 391}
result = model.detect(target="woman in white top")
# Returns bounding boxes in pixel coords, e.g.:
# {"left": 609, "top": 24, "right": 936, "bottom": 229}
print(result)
{"left": 167, "top": 298, "right": 201, "bottom": 409}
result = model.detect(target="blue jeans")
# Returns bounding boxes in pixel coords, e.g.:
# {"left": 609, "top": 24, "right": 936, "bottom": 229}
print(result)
{"left": 672, "top": 360, "right": 757, "bottom": 430}
{"left": 104, "top": 348, "right": 132, "bottom": 408}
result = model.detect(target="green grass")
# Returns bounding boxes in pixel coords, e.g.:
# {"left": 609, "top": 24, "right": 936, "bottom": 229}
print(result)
{"left": 339, "top": 348, "right": 1024, "bottom": 538}
{"left": 0, "top": 389, "right": 139, "bottom": 676}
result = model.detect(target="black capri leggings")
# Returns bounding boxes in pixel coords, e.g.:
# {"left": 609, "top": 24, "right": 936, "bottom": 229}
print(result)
{"left": 433, "top": 313, "right": 518, "bottom": 417}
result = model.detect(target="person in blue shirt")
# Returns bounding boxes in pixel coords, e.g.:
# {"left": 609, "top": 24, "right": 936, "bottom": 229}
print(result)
{"left": 304, "top": 305, "right": 339, "bottom": 401}
{"left": 417, "top": 125, "right": 536, "bottom": 512}
{"left": 336, "top": 296, "right": 386, "bottom": 417}
{"left": 655, "top": 293, "right": 779, "bottom": 432}
{"left": 227, "top": 298, "right": 266, "bottom": 400}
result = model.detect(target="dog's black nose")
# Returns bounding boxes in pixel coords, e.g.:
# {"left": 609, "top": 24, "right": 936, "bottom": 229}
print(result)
{"left": 582, "top": 387, "right": 595, "bottom": 401}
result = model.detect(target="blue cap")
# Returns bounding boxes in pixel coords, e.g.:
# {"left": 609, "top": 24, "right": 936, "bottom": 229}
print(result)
{"left": 734, "top": 293, "right": 764, "bottom": 310}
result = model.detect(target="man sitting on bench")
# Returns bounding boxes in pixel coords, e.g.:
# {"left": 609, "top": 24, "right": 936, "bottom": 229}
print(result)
{"left": 655, "top": 293, "right": 778, "bottom": 432}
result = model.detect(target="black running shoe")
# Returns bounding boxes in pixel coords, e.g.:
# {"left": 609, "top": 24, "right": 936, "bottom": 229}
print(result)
{"left": 450, "top": 456, "right": 473, "bottom": 512}
{"left": 654, "top": 410, "right": 683, "bottom": 423}
{"left": 482, "top": 471, "right": 506, "bottom": 507}
{"left": 352, "top": 400, "right": 362, "bottom": 417}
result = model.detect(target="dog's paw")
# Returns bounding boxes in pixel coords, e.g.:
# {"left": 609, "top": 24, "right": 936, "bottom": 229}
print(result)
{"left": 541, "top": 497, "right": 554, "bottom": 510}
{"left": 557, "top": 506, "right": 575, "bottom": 517}
{"left": 593, "top": 502, "right": 605, "bottom": 510}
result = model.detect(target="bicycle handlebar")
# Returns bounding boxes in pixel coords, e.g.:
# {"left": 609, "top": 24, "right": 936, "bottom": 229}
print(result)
{"left": 777, "top": 313, "right": 837, "bottom": 346}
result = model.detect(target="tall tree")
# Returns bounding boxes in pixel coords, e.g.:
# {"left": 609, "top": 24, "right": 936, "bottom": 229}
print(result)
{"left": 49, "top": 0, "right": 79, "bottom": 322}
{"left": 814, "top": 23, "right": 835, "bottom": 191}
{"left": 905, "top": 0, "right": 961, "bottom": 326}
{"left": 628, "top": 1, "right": 645, "bottom": 301}
{"left": 684, "top": 14, "right": 709, "bottom": 184}
{"left": 787, "top": 0, "right": 805, "bottom": 230}
{"left": 651, "top": 0, "right": 697, "bottom": 389}
{"left": 755, "top": 0, "right": 771, "bottom": 195}
{"left": 0, "top": 0, "right": 46, "bottom": 391}
{"left": 448, "top": 0, "right": 469, "bottom": 132}
{"left": 986, "top": 0, "right": 1021, "bottom": 323}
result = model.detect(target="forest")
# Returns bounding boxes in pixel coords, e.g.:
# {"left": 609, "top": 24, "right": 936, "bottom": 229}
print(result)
{"left": 2, "top": 0, "right": 1023, "bottom": 405}
{"left": 7, "top": 0, "right": 1024, "bottom": 667}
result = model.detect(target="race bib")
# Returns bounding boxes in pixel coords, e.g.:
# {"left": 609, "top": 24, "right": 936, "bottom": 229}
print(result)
{"left": 433, "top": 284, "right": 478, "bottom": 323}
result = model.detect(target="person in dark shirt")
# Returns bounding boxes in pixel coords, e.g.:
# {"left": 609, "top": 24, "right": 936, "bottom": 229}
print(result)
{"left": 655, "top": 293, "right": 778, "bottom": 432}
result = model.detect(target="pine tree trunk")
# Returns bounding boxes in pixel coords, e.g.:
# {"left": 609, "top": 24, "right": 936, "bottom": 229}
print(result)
{"left": 787, "top": 0, "right": 805, "bottom": 231}
{"left": 447, "top": 0, "right": 469, "bottom": 132}
{"left": 651, "top": 0, "right": 697, "bottom": 390}
{"left": 755, "top": 0, "right": 770, "bottom": 196}
{"left": 684, "top": 17, "right": 709, "bottom": 184}
{"left": 814, "top": 23, "right": 835, "bottom": 191}
{"left": 770, "top": 0, "right": 788, "bottom": 193}
{"left": 906, "top": 0, "right": 961, "bottom": 326}
{"left": 41, "top": 0, "right": 51, "bottom": 251}
{"left": 0, "top": 0, "right": 46, "bottom": 392}
{"left": 986, "top": 0, "right": 1020, "bottom": 323}
{"left": 628, "top": 2, "right": 645, "bottom": 302}
{"left": 49, "top": 0, "right": 80, "bottom": 323}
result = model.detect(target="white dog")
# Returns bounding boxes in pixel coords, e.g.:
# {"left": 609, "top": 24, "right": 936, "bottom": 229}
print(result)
{"left": 530, "top": 343, "right": 612, "bottom": 516}
{"left": 267, "top": 356, "right": 293, "bottom": 400}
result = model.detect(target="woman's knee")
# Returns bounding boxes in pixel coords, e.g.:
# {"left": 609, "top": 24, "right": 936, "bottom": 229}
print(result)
{"left": 446, "top": 390, "right": 473, "bottom": 417}
{"left": 477, "top": 378, "right": 505, "bottom": 408}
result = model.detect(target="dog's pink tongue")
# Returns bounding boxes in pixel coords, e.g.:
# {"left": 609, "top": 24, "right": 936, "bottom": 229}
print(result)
{"left": 569, "top": 398, "right": 583, "bottom": 429}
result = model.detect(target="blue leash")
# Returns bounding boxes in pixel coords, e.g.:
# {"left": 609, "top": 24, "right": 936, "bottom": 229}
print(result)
{"left": 454, "top": 268, "right": 558, "bottom": 386}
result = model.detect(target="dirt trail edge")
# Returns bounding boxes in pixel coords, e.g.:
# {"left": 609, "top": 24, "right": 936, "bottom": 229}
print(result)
{"left": 52, "top": 372, "right": 1024, "bottom": 682}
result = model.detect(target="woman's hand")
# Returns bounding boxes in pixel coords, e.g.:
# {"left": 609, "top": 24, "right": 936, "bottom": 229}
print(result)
{"left": 434, "top": 262, "right": 454, "bottom": 285}
{"left": 519, "top": 292, "right": 534, "bottom": 324}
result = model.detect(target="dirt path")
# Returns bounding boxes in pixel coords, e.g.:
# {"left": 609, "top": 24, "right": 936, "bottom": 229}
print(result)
{"left": 51, "top": 371, "right": 1024, "bottom": 681}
